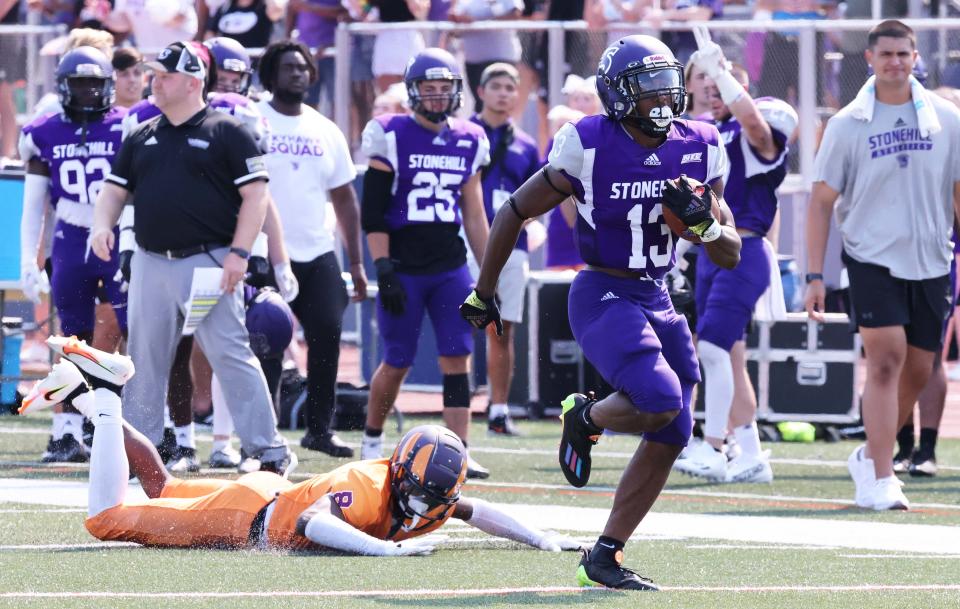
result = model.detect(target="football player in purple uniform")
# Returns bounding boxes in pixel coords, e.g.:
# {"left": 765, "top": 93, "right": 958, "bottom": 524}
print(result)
{"left": 359, "top": 48, "right": 491, "bottom": 479}
{"left": 462, "top": 35, "right": 741, "bottom": 590}
{"left": 674, "top": 27, "right": 798, "bottom": 484}
{"left": 19, "top": 47, "right": 127, "bottom": 463}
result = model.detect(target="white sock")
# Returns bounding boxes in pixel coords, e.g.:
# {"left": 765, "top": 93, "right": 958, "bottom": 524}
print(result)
{"left": 212, "top": 439, "right": 230, "bottom": 453}
{"left": 734, "top": 422, "right": 762, "bottom": 458}
{"left": 52, "top": 412, "right": 67, "bottom": 440}
{"left": 211, "top": 374, "right": 235, "bottom": 437}
{"left": 61, "top": 413, "right": 85, "bottom": 440}
{"left": 699, "top": 340, "right": 735, "bottom": 441}
{"left": 489, "top": 403, "right": 509, "bottom": 419}
{"left": 174, "top": 424, "right": 195, "bottom": 449}
{"left": 361, "top": 432, "right": 383, "bottom": 459}
{"left": 88, "top": 389, "right": 128, "bottom": 518}
{"left": 163, "top": 406, "right": 173, "bottom": 429}
{"left": 72, "top": 391, "right": 95, "bottom": 419}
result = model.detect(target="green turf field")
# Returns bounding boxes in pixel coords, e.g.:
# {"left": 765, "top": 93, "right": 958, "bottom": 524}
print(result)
{"left": 2, "top": 413, "right": 959, "bottom": 608}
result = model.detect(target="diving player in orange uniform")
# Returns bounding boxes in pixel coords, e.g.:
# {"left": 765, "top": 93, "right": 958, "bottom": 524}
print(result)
{"left": 22, "top": 336, "right": 581, "bottom": 556}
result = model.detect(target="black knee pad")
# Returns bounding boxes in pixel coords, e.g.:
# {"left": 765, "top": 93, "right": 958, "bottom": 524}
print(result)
{"left": 442, "top": 373, "right": 471, "bottom": 408}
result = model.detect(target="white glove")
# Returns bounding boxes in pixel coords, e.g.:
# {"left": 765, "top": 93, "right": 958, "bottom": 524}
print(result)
{"left": 690, "top": 25, "right": 743, "bottom": 106}
{"left": 535, "top": 531, "right": 583, "bottom": 553}
{"left": 20, "top": 265, "right": 50, "bottom": 304}
{"left": 383, "top": 537, "right": 438, "bottom": 556}
{"left": 273, "top": 262, "right": 299, "bottom": 303}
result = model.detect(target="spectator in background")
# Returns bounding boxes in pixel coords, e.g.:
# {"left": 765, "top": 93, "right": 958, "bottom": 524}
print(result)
{"left": 449, "top": 0, "right": 522, "bottom": 113}
{"left": 207, "top": 0, "right": 286, "bottom": 50}
{"left": 104, "top": 0, "right": 198, "bottom": 52}
{"left": 372, "top": 82, "right": 408, "bottom": 117}
{"left": 0, "top": 0, "right": 23, "bottom": 158}
{"left": 112, "top": 47, "right": 147, "bottom": 108}
{"left": 367, "top": 0, "right": 429, "bottom": 93}
{"left": 287, "top": 0, "right": 346, "bottom": 115}
{"left": 639, "top": 0, "right": 722, "bottom": 64}
{"left": 684, "top": 57, "right": 712, "bottom": 119}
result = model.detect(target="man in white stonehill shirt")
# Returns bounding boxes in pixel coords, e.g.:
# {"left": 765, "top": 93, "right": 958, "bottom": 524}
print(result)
{"left": 257, "top": 39, "right": 368, "bottom": 458}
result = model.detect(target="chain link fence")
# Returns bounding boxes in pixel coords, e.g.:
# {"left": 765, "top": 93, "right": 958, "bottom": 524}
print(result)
{"left": 0, "top": 24, "right": 66, "bottom": 135}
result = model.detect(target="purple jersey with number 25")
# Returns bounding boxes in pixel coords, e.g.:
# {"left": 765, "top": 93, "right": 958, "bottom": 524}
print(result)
{"left": 548, "top": 115, "right": 727, "bottom": 278}
{"left": 361, "top": 114, "right": 490, "bottom": 231}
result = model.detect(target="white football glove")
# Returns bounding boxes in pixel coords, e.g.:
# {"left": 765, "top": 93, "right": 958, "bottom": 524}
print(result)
{"left": 273, "top": 262, "right": 299, "bottom": 303}
{"left": 20, "top": 265, "right": 50, "bottom": 304}
{"left": 383, "top": 537, "right": 438, "bottom": 557}
{"left": 535, "top": 531, "right": 583, "bottom": 552}
{"left": 690, "top": 25, "right": 730, "bottom": 80}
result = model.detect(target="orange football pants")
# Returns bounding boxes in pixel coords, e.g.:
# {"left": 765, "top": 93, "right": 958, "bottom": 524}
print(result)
{"left": 85, "top": 472, "right": 293, "bottom": 548}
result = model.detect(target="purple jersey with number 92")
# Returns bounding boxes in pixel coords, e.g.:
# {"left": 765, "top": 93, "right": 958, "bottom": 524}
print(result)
{"left": 548, "top": 115, "right": 727, "bottom": 279}
{"left": 361, "top": 114, "right": 490, "bottom": 231}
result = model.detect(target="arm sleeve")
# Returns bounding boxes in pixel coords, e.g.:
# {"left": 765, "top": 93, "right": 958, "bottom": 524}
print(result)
{"left": 361, "top": 167, "right": 395, "bottom": 234}
{"left": 813, "top": 117, "right": 848, "bottom": 193}
{"left": 106, "top": 137, "right": 137, "bottom": 191}
{"left": 20, "top": 174, "right": 49, "bottom": 270}
{"left": 327, "top": 120, "right": 358, "bottom": 190}
{"left": 360, "top": 119, "right": 396, "bottom": 171}
{"left": 302, "top": 508, "right": 394, "bottom": 556}
{"left": 547, "top": 122, "right": 584, "bottom": 177}
{"left": 463, "top": 498, "right": 544, "bottom": 547}
{"left": 223, "top": 122, "right": 269, "bottom": 186}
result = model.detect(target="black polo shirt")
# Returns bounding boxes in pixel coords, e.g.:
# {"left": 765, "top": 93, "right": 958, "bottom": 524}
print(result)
{"left": 106, "top": 105, "right": 268, "bottom": 253}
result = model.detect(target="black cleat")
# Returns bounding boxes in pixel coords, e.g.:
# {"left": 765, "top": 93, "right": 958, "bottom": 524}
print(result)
{"left": 41, "top": 433, "right": 89, "bottom": 463}
{"left": 488, "top": 414, "right": 523, "bottom": 436}
{"left": 466, "top": 455, "right": 490, "bottom": 479}
{"left": 300, "top": 431, "right": 354, "bottom": 458}
{"left": 576, "top": 548, "right": 659, "bottom": 591}
{"left": 909, "top": 449, "right": 937, "bottom": 477}
{"left": 156, "top": 427, "right": 177, "bottom": 464}
{"left": 558, "top": 393, "right": 601, "bottom": 488}
{"left": 260, "top": 450, "right": 298, "bottom": 479}
{"left": 165, "top": 445, "right": 201, "bottom": 473}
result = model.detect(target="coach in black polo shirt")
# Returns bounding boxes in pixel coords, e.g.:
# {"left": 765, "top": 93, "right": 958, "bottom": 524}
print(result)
{"left": 91, "top": 41, "right": 292, "bottom": 474}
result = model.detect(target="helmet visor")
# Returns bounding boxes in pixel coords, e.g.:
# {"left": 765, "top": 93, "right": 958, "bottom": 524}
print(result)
{"left": 620, "top": 66, "right": 683, "bottom": 99}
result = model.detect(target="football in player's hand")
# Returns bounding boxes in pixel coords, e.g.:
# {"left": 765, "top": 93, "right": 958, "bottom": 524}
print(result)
{"left": 661, "top": 175, "right": 723, "bottom": 243}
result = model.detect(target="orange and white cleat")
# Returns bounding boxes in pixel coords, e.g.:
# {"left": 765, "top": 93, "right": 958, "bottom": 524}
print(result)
{"left": 46, "top": 336, "right": 135, "bottom": 386}
{"left": 20, "top": 360, "right": 89, "bottom": 415}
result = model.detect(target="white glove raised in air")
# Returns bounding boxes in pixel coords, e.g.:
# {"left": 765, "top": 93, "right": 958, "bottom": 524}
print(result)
{"left": 690, "top": 25, "right": 744, "bottom": 105}
{"left": 20, "top": 265, "right": 50, "bottom": 304}
{"left": 273, "top": 262, "right": 300, "bottom": 303}
{"left": 535, "top": 531, "right": 583, "bottom": 553}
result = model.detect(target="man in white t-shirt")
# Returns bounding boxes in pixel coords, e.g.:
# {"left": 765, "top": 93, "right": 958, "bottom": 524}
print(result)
{"left": 805, "top": 20, "right": 960, "bottom": 511}
{"left": 256, "top": 40, "right": 368, "bottom": 458}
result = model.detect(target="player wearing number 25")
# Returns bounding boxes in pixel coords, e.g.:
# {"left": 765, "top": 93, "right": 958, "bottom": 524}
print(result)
{"left": 462, "top": 35, "right": 740, "bottom": 589}
{"left": 359, "top": 48, "right": 492, "bottom": 479}
{"left": 19, "top": 47, "right": 128, "bottom": 345}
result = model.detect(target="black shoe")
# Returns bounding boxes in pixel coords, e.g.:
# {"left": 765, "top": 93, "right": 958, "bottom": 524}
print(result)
{"left": 300, "top": 431, "right": 355, "bottom": 458}
{"left": 576, "top": 548, "right": 659, "bottom": 591}
{"left": 260, "top": 451, "right": 298, "bottom": 479}
{"left": 892, "top": 448, "right": 913, "bottom": 474}
{"left": 165, "top": 445, "right": 201, "bottom": 473}
{"left": 909, "top": 449, "right": 937, "bottom": 477}
{"left": 156, "top": 427, "right": 177, "bottom": 464}
{"left": 193, "top": 411, "right": 214, "bottom": 427}
{"left": 488, "top": 414, "right": 522, "bottom": 436}
{"left": 559, "top": 393, "right": 601, "bottom": 488}
{"left": 42, "top": 433, "right": 89, "bottom": 463}
{"left": 466, "top": 455, "right": 490, "bottom": 479}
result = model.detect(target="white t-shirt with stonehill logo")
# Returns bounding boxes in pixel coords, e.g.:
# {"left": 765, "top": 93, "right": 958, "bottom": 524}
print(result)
{"left": 258, "top": 101, "right": 357, "bottom": 262}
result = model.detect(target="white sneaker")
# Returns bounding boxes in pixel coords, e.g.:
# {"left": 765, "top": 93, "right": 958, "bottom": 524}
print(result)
{"left": 46, "top": 336, "right": 135, "bottom": 386}
{"left": 209, "top": 445, "right": 242, "bottom": 468}
{"left": 672, "top": 440, "right": 727, "bottom": 482}
{"left": 870, "top": 476, "right": 910, "bottom": 510}
{"left": 947, "top": 365, "right": 960, "bottom": 382}
{"left": 847, "top": 444, "right": 877, "bottom": 508}
{"left": 19, "top": 360, "right": 88, "bottom": 414}
{"left": 726, "top": 451, "right": 773, "bottom": 483}
{"left": 361, "top": 433, "right": 384, "bottom": 460}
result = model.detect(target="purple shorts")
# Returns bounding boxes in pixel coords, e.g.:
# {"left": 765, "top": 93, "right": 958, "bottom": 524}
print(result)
{"left": 378, "top": 264, "right": 474, "bottom": 368}
{"left": 568, "top": 270, "right": 699, "bottom": 446}
{"left": 50, "top": 221, "right": 127, "bottom": 336}
{"left": 695, "top": 237, "right": 770, "bottom": 351}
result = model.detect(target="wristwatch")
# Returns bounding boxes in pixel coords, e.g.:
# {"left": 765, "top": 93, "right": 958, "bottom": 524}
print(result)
{"left": 229, "top": 247, "right": 251, "bottom": 260}
{"left": 805, "top": 272, "right": 824, "bottom": 283}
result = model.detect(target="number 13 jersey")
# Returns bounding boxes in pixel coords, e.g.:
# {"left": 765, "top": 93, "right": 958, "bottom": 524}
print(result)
{"left": 548, "top": 115, "right": 727, "bottom": 278}
{"left": 361, "top": 114, "right": 489, "bottom": 274}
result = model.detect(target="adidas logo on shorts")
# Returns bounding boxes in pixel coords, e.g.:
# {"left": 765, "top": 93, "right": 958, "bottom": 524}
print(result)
{"left": 600, "top": 292, "right": 620, "bottom": 302}
{"left": 644, "top": 153, "right": 661, "bottom": 166}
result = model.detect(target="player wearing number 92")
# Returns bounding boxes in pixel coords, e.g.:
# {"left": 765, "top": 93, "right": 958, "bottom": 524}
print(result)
{"left": 462, "top": 35, "right": 740, "bottom": 590}
{"left": 19, "top": 47, "right": 128, "bottom": 349}
{"left": 359, "top": 48, "right": 492, "bottom": 478}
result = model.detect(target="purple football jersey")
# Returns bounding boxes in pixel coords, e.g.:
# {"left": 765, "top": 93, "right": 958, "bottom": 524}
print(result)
{"left": 19, "top": 106, "right": 126, "bottom": 212}
{"left": 548, "top": 115, "right": 727, "bottom": 278}
{"left": 361, "top": 114, "right": 490, "bottom": 231}
{"left": 716, "top": 97, "right": 796, "bottom": 236}
{"left": 123, "top": 94, "right": 267, "bottom": 145}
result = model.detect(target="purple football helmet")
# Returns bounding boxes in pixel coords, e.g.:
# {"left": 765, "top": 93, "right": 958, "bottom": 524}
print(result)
{"left": 56, "top": 46, "right": 115, "bottom": 121}
{"left": 205, "top": 37, "right": 252, "bottom": 95}
{"left": 403, "top": 48, "right": 463, "bottom": 123}
{"left": 596, "top": 35, "right": 686, "bottom": 137}
{"left": 245, "top": 287, "right": 294, "bottom": 358}
{"left": 390, "top": 424, "right": 467, "bottom": 533}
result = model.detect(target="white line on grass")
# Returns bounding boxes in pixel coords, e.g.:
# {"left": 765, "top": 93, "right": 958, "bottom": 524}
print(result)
{"left": 3, "top": 584, "right": 960, "bottom": 598}
{"left": 840, "top": 554, "right": 960, "bottom": 559}
{"left": 686, "top": 544, "right": 837, "bottom": 551}
{"left": 0, "top": 542, "right": 139, "bottom": 551}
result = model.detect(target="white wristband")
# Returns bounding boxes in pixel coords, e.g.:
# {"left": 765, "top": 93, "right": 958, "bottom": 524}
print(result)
{"left": 698, "top": 220, "right": 723, "bottom": 243}
{"left": 713, "top": 70, "right": 745, "bottom": 106}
